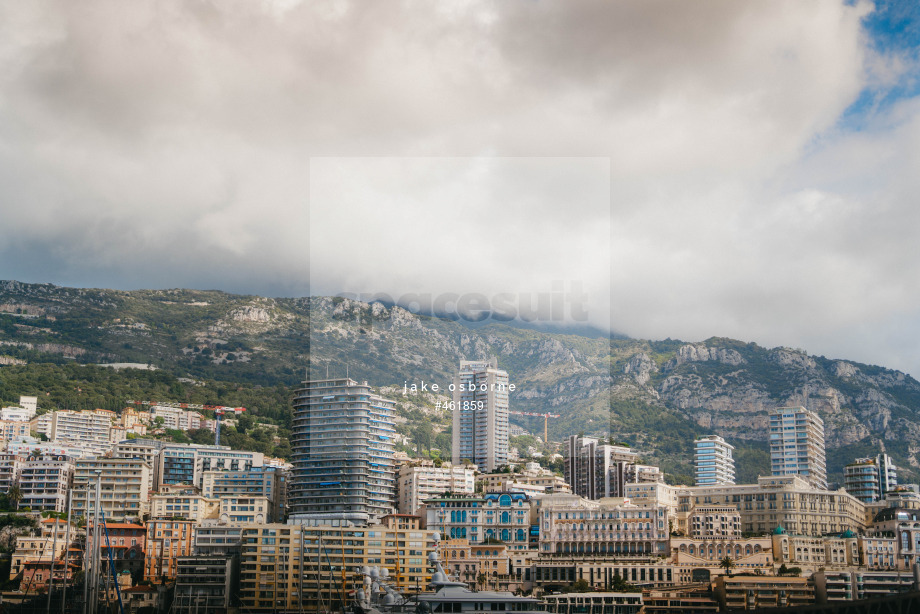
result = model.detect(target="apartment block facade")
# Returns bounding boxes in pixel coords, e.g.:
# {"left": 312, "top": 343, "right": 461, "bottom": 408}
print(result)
{"left": 845, "top": 454, "right": 898, "bottom": 503}
{"left": 201, "top": 467, "right": 287, "bottom": 522}
{"left": 18, "top": 454, "right": 74, "bottom": 513}
{"left": 535, "top": 493, "right": 670, "bottom": 557}
{"left": 676, "top": 476, "right": 865, "bottom": 537}
{"left": 173, "top": 555, "right": 238, "bottom": 614}
{"left": 396, "top": 461, "right": 476, "bottom": 514}
{"left": 72, "top": 458, "right": 153, "bottom": 520}
{"left": 151, "top": 406, "right": 203, "bottom": 431}
{"left": 158, "top": 444, "right": 263, "bottom": 489}
{"left": 0, "top": 419, "right": 30, "bottom": 442}
{"left": 144, "top": 519, "right": 197, "bottom": 582}
{"left": 50, "top": 409, "right": 113, "bottom": 447}
{"left": 237, "top": 521, "right": 436, "bottom": 613}
{"left": 150, "top": 486, "right": 220, "bottom": 522}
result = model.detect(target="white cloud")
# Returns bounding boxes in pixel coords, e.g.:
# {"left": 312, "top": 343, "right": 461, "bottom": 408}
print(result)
{"left": 1, "top": 0, "right": 919, "bottom": 375}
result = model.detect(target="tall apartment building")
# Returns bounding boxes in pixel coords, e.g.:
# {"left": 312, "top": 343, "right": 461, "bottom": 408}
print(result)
{"left": 50, "top": 409, "right": 113, "bottom": 447}
{"left": 289, "top": 377, "right": 396, "bottom": 525}
{"left": 564, "top": 435, "right": 639, "bottom": 499}
{"left": 769, "top": 407, "right": 827, "bottom": 489}
{"left": 157, "top": 444, "right": 263, "bottom": 489}
{"left": 451, "top": 359, "right": 510, "bottom": 473}
{"left": 72, "top": 458, "right": 153, "bottom": 520}
{"left": 18, "top": 454, "right": 74, "bottom": 513}
{"left": 844, "top": 454, "right": 898, "bottom": 503}
{"left": 201, "top": 467, "right": 288, "bottom": 522}
{"left": 694, "top": 435, "right": 736, "bottom": 486}
{"left": 237, "top": 521, "right": 436, "bottom": 612}
{"left": 396, "top": 460, "right": 476, "bottom": 514}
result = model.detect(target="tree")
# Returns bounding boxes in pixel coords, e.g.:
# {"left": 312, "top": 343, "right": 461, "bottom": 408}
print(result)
{"left": 719, "top": 556, "right": 735, "bottom": 575}
{"left": 610, "top": 573, "right": 640, "bottom": 593}
{"left": 476, "top": 572, "right": 487, "bottom": 591}
{"left": 412, "top": 423, "right": 434, "bottom": 455}
{"left": 569, "top": 578, "right": 590, "bottom": 593}
{"left": 7, "top": 485, "right": 22, "bottom": 510}
{"left": 236, "top": 413, "right": 255, "bottom": 434}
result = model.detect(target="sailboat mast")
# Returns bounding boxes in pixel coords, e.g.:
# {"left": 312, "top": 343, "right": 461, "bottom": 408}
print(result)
{"left": 62, "top": 496, "right": 72, "bottom": 614}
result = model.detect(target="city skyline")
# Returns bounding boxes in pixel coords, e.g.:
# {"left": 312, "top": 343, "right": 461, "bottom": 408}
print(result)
{"left": 2, "top": 1, "right": 920, "bottom": 609}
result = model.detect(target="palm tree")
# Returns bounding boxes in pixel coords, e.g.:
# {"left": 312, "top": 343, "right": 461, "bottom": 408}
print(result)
{"left": 719, "top": 556, "right": 736, "bottom": 576}
{"left": 7, "top": 485, "right": 23, "bottom": 510}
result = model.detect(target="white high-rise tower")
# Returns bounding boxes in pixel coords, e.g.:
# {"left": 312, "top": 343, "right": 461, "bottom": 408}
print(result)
{"left": 289, "top": 377, "right": 396, "bottom": 525}
{"left": 451, "top": 358, "right": 510, "bottom": 472}
{"left": 694, "top": 435, "right": 736, "bottom": 486}
{"left": 769, "top": 406, "right": 827, "bottom": 489}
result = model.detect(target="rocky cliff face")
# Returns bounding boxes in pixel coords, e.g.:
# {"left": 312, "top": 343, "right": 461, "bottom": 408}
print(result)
{"left": 2, "top": 281, "right": 919, "bottom": 483}
{"left": 612, "top": 338, "right": 920, "bottom": 481}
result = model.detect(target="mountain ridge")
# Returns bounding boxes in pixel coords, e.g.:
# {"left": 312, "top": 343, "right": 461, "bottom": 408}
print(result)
{"left": 1, "top": 279, "right": 918, "bottom": 486}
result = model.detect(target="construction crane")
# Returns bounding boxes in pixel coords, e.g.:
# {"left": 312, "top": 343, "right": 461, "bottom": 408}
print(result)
{"left": 508, "top": 410, "right": 561, "bottom": 443}
{"left": 126, "top": 400, "right": 246, "bottom": 446}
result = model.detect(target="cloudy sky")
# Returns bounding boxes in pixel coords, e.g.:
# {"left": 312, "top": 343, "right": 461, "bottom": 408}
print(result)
{"left": 1, "top": 0, "right": 919, "bottom": 376}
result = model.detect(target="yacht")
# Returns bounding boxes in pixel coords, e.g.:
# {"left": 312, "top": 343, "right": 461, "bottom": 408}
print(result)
{"left": 353, "top": 534, "right": 543, "bottom": 614}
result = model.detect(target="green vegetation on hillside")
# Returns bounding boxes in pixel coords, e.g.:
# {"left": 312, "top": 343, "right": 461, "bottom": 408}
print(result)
{"left": 3, "top": 281, "right": 920, "bottom": 486}
{"left": 0, "top": 363, "right": 293, "bottom": 459}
